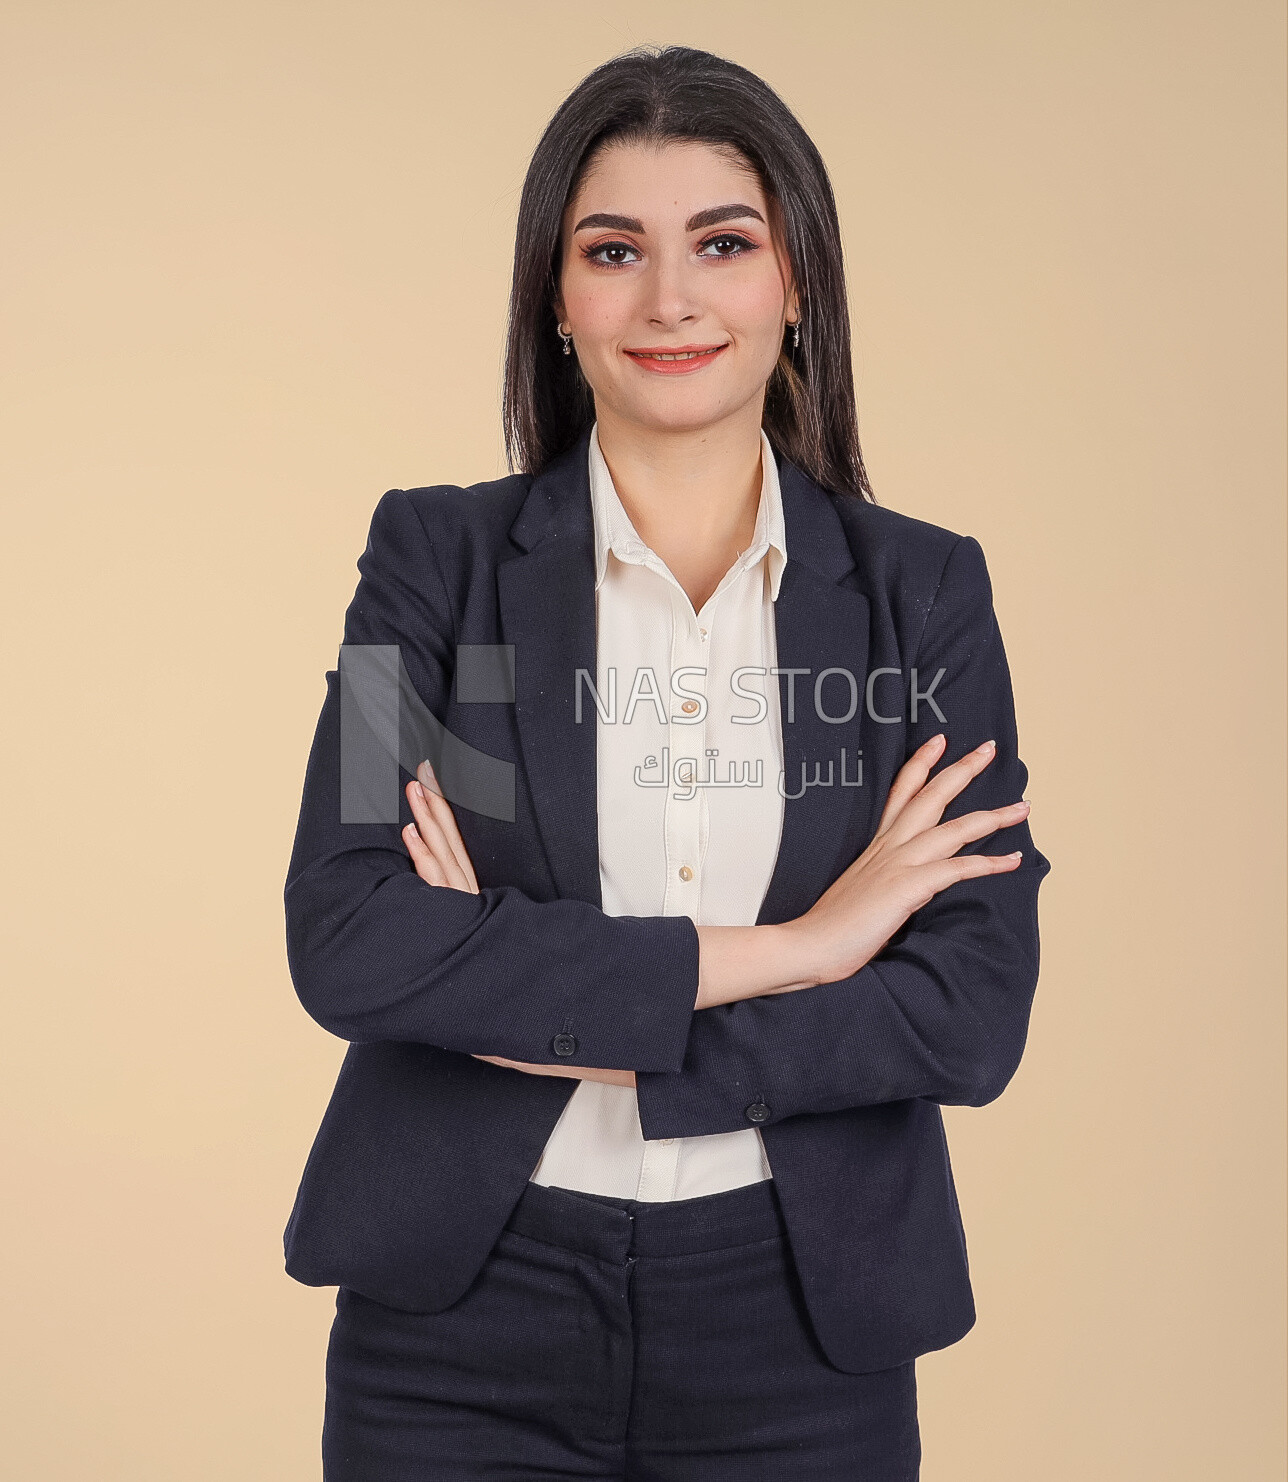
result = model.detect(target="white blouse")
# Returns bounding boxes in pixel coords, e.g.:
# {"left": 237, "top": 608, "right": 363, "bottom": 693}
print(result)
{"left": 528, "top": 421, "right": 787, "bottom": 1200}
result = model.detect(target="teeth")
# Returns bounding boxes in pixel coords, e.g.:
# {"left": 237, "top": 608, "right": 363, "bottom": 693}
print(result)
{"left": 637, "top": 349, "right": 718, "bottom": 361}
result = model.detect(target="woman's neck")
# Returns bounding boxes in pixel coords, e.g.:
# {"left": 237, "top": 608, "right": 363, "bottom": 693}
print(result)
{"left": 594, "top": 402, "right": 767, "bottom": 615}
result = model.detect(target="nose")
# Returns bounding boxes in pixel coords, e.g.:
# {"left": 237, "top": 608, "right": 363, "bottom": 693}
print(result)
{"left": 643, "top": 250, "right": 701, "bottom": 331}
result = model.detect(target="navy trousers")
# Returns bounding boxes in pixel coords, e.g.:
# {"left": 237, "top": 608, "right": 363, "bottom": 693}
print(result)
{"left": 322, "top": 1176, "right": 921, "bottom": 1479}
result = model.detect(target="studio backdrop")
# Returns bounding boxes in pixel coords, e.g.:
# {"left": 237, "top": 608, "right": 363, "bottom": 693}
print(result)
{"left": 1, "top": 3, "right": 1283, "bottom": 1479}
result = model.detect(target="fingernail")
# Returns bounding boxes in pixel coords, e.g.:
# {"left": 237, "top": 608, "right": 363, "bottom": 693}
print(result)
{"left": 976, "top": 739, "right": 995, "bottom": 754}
{"left": 415, "top": 781, "right": 425, "bottom": 800}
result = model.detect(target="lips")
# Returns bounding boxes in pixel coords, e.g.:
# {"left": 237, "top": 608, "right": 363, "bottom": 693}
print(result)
{"left": 623, "top": 344, "right": 729, "bottom": 375}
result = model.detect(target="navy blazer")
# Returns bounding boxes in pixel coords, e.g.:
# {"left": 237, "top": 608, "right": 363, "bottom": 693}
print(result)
{"left": 282, "top": 423, "right": 1051, "bottom": 1374}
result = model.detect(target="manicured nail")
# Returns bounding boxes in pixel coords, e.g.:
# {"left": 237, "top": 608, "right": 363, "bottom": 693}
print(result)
{"left": 415, "top": 781, "right": 425, "bottom": 801}
{"left": 976, "top": 739, "right": 995, "bottom": 754}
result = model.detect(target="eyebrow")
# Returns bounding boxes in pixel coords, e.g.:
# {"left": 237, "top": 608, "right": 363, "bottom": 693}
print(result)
{"left": 572, "top": 203, "right": 766, "bottom": 233}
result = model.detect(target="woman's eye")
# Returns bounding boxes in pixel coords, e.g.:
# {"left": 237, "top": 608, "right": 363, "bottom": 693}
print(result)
{"left": 581, "top": 233, "right": 759, "bottom": 268}
{"left": 698, "top": 233, "right": 757, "bottom": 260}
{"left": 583, "top": 240, "right": 641, "bottom": 267}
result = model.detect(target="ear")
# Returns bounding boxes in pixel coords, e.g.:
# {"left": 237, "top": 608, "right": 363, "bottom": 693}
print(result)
{"left": 778, "top": 257, "right": 800, "bottom": 325}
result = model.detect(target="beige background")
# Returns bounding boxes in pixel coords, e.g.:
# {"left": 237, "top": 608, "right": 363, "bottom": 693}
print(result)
{"left": 2, "top": 1, "right": 1283, "bottom": 1476}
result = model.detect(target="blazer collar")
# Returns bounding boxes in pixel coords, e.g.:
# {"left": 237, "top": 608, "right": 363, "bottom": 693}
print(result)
{"left": 497, "top": 423, "right": 871, "bottom": 923}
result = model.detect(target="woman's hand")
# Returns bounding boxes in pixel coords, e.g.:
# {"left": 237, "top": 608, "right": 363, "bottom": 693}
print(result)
{"left": 403, "top": 761, "right": 480, "bottom": 893}
{"left": 403, "top": 760, "right": 636, "bottom": 1090}
{"left": 779, "top": 734, "right": 1031, "bottom": 989}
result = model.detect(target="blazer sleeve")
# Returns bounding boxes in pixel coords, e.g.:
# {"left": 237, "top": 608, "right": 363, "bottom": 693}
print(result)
{"left": 283, "top": 487, "right": 699, "bottom": 1071}
{"left": 634, "top": 533, "right": 1051, "bottom": 1138}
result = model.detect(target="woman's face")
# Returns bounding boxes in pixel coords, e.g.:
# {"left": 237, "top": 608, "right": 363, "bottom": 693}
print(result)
{"left": 554, "top": 139, "right": 799, "bottom": 437}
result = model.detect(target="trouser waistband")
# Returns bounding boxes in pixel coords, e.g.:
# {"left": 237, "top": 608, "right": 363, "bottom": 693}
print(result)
{"left": 504, "top": 1177, "right": 784, "bottom": 1263}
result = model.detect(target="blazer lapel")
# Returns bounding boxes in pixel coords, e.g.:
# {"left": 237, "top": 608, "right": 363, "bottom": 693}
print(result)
{"left": 497, "top": 429, "right": 604, "bottom": 907}
{"left": 755, "top": 458, "right": 871, "bottom": 925}
{"left": 497, "top": 428, "right": 871, "bottom": 925}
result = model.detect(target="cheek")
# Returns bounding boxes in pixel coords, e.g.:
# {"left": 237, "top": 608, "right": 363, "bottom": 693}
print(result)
{"left": 717, "top": 267, "right": 788, "bottom": 343}
{"left": 561, "top": 269, "right": 634, "bottom": 344}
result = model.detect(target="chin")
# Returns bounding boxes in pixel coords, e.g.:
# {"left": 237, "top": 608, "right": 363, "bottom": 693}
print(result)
{"left": 611, "top": 385, "right": 757, "bottom": 436}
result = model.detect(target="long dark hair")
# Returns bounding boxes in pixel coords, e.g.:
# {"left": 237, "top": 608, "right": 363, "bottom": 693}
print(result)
{"left": 502, "top": 44, "right": 875, "bottom": 503}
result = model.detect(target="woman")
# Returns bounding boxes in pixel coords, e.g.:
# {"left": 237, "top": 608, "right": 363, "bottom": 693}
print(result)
{"left": 283, "top": 43, "right": 1051, "bottom": 1480}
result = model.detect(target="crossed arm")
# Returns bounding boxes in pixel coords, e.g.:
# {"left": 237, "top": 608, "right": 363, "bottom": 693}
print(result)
{"left": 405, "top": 729, "right": 1029, "bottom": 1081}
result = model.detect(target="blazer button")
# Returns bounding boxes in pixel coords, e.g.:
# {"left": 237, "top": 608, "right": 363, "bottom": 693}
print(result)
{"left": 551, "top": 1032, "right": 577, "bottom": 1057}
{"left": 745, "top": 1101, "right": 771, "bottom": 1124}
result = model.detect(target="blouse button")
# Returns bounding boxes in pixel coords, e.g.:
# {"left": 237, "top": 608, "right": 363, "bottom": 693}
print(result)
{"left": 661, "top": 1138, "right": 675, "bottom": 1146}
{"left": 678, "top": 765, "right": 693, "bottom": 782}
{"left": 699, "top": 627, "right": 708, "bottom": 639}
{"left": 680, "top": 699, "right": 700, "bottom": 714}
{"left": 678, "top": 865, "right": 694, "bottom": 882}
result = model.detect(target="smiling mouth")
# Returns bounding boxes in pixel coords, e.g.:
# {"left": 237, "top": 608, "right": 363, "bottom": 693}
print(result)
{"left": 624, "top": 346, "right": 727, "bottom": 362}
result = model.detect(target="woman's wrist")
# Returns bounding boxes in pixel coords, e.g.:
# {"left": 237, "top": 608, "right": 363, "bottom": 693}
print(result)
{"left": 694, "top": 920, "right": 822, "bottom": 1009}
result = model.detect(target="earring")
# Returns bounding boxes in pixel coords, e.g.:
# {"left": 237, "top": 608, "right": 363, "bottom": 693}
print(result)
{"left": 558, "top": 324, "right": 572, "bottom": 356}
{"left": 791, "top": 319, "right": 801, "bottom": 349}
